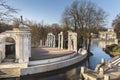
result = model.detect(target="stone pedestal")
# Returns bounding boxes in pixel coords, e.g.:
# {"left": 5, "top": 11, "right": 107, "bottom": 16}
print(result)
{"left": 58, "top": 32, "right": 63, "bottom": 49}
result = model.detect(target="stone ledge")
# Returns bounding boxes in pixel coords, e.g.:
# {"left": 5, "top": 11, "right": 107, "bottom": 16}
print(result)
{"left": 21, "top": 53, "right": 87, "bottom": 75}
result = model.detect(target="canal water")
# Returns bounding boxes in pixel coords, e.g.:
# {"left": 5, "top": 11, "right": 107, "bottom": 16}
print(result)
{"left": 87, "top": 39, "right": 111, "bottom": 69}
{"left": 5, "top": 39, "right": 111, "bottom": 80}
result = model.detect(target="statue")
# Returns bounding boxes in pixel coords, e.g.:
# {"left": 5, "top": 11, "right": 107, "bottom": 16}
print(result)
{"left": 19, "top": 16, "right": 31, "bottom": 30}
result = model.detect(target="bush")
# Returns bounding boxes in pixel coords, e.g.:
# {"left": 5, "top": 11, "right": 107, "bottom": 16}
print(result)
{"left": 112, "top": 46, "right": 120, "bottom": 52}
{"left": 106, "top": 44, "right": 118, "bottom": 51}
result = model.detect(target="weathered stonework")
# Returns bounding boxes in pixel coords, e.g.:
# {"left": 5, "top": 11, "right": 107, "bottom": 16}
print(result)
{"left": 68, "top": 31, "right": 77, "bottom": 52}
{"left": 99, "top": 28, "right": 118, "bottom": 44}
{"left": 58, "top": 32, "right": 63, "bottom": 49}
{"left": 46, "top": 33, "right": 55, "bottom": 48}
{"left": 0, "top": 21, "right": 31, "bottom": 64}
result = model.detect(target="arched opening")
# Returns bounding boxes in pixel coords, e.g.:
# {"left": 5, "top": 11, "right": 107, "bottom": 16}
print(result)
{"left": 5, "top": 37, "right": 15, "bottom": 60}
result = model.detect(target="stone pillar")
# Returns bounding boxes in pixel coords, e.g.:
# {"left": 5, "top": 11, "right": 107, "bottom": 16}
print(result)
{"left": 104, "top": 75, "right": 110, "bottom": 80}
{"left": 101, "top": 58, "right": 105, "bottom": 64}
{"left": 58, "top": 32, "right": 63, "bottom": 49}
{"left": 15, "top": 37, "right": 20, "bottom": 62}
{"left": 73, "top": 33, "right": 77, "bottom": 52}
{"left": 61, "top": 33, "right": 63, "bottom": 49}
{"left": 58, "top": 34, "right": 60, "bottom": 49}
{"left": 81, "top": 66, "right": 85, "bottom": 74}
{"left": 99, "top": 67, "right": 104, "bottom": 77}
{"left": 28, "top": 35, "right": 31, "bottom": 57}
{"left": 53, "top": 35, "right": 55, "bottom": 47}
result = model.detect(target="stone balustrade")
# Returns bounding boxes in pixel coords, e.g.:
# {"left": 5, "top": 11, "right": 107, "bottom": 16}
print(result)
{"left": 21, "top": 50, "right": 87, "bottom": 75}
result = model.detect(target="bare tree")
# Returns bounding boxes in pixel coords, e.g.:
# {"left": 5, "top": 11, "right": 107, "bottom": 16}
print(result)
{"left": 62, "top": 0, "right": 107, "bottom": 52}
{"left": 112, "top": 14, "right": 120, "bottom": 33}
{"left": 0, "top": 0, "right": 17, "bottom": 22}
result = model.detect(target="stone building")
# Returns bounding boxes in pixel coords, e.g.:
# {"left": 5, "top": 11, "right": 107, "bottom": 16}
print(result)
{"left": 99, "top": 28, "right": 117, "bottom": 41}
{"left": 99, "top": 29, "right": 118, "bottom": 42}
{"left": 0, "top": 17, "right": 31, "bottom": 66}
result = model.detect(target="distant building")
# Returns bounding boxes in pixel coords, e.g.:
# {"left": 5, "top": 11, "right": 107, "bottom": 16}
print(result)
{"left": 99, "top": 28, "right": 118, "bottom": 41}
{"left": 98, "top": 28, "right": 118, "bottom": 47}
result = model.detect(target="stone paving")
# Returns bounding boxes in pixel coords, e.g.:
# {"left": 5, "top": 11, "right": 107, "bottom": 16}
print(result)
{"left": 30, "top": 48, "right": 74, "bottom": 61}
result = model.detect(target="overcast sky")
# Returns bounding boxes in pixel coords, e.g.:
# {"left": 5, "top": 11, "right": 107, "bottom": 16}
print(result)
{"left": 7, "top": 0, "right": 120, "bottom": 27}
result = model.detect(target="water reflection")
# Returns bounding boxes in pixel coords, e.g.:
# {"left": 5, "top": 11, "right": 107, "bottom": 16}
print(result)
{"left": 88, "top": 39, "right": 111, "bottom": 69}
{"left": 98, "top": 40, "right": 117, "bottom": 48}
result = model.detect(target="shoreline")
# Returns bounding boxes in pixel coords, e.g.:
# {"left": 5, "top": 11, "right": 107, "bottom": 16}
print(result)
{"left": 103, "top": 48, "right": 120, "bottom": 57}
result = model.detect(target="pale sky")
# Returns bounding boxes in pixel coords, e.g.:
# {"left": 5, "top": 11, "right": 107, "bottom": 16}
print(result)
{"left": 7, "top": 0, "right": 120, "bottom": 27}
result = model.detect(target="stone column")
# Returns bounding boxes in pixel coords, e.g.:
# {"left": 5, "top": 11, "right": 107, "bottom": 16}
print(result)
{"left": 24, "top": 34, "right": 27, "bottom": 62}
{"left": 61, "top": 33, "right": 63, "bottom": 49}
{"left": 2, "top": 42, "right": 5, "bottom": 60}
{"left": 58, "top": 34, "right": 60, "bottom": 49}
{"left": 28, "top": 35, "right": 31, "bottom": 57}
{"left": 15, "top": 36, "right": 20, "bottom": 62}
{"left": 68, "top": 32, "right": 71, "bottom": 51}
{"left": 104, "top": 75, "right": 110, "bottom": 80}
{"left": 58, "top": 32, "right": 63, "bottom": 49}
{"left": 73, "top": 33, "right": 77, "bottom": 52}
{"left": 81, "top": 66, "right": 85, "bottom": 74}
{"left": 101, "top": 58, "right": 105, "bottom": 64}
{"left": 99, "top": 67, "right": 104, "bottom": 77}
{"left": 53, "top": 35, "right": 55, "bottom": 47}
{"left": 0, "top": 42, "right": 5, "bottom": 61}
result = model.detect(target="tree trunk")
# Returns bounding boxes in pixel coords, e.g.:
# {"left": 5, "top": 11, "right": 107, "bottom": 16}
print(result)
{"left": 87, "top": 36, "right": 91, "bottom": 52}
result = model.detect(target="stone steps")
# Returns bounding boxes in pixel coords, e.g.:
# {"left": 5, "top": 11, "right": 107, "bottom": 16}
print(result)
{"left": 108, "top": 56, "right": 120, "bottom": 63}
{"left": 114, "top": 60, "right": 120, "bottom": 66}
{"left": 2, "top": 59, "right": 15, "bottom": 63}
{"left": 111, "top": 58, "right": 120, "bottom": 66}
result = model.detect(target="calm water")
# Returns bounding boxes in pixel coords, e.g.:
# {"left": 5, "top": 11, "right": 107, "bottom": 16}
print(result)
{"left": 88, "top": 39, "right": 111, "bottom": 69}
{"left": 5, "top": 39, "right": 111, "bottom": 80}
